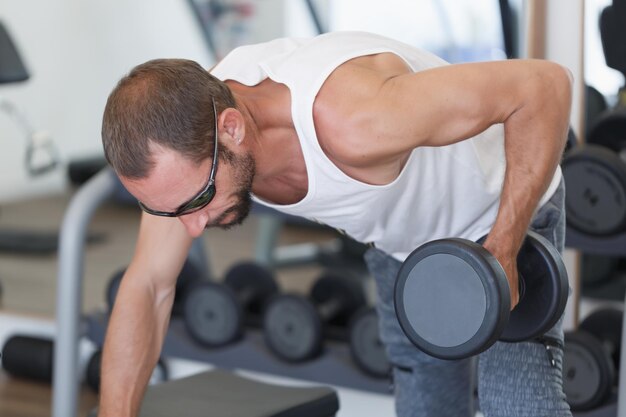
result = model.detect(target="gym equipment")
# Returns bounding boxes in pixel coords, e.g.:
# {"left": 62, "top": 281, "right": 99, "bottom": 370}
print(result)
{"left": 88, "top": 368, "right": 338, "bottom": 417}
{"left": 588, "top": 108, "right": 626, "bottom": 159}
{"left": 581, "top": 253, "right": 621, "bottom": 286}
{"left": 348, "top": 307, "right": 391, "bottom": 378}
{"left": 107, "top": 258, "right": 205, "bottom": 316}
{"left": 563, "top": 331, "right": 615, "bottom": 411}
{"left": 0, "top": 20, "right": 28, "bottom": 83}
{"left": 1, "top": 335, "right": 54, "bottom": 382}
{"left": 394, "top": 230, "right": 568, "bottom": 360}
{"left": 263, "top": 269, "right": 367, "bottom": 362}
{"left": 183, "top": 261, "right": 278, "bottom": 347}
{"left": 564, "top": 308, "right": 624, "bottom": 411}
{"left": 600, "top": 2, "right": 626, "bottom": 94}
{"left": 585, "top": 85, "right": 609, "bottom": 137}
{"left": 85, "top": 350, "right": 167, "bottom": 393}
{"left": 580, "top": 308, "right": 624, "bottom": 375}
{"left": 562, "top": 145, "right": 626, "bottom": 236}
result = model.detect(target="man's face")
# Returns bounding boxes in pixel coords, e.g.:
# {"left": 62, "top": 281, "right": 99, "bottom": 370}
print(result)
{"left": 121, "top": 145, "right": 255, "bottom": 237}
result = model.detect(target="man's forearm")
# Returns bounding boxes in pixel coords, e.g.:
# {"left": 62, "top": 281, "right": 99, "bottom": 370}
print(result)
{"left": 486, "top": 63, "right": 572, "bottom": 256}
{"left": 98, "top": 279, "right": 174, "bottom": 417}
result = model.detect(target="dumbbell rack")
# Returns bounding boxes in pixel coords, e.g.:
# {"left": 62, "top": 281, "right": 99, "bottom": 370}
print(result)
{"left": 85, "top": 313, "right": 389, "bottom": 394}
{"left": 51, "top": 169, "right": 389, "bottom": 417}
{"left": 565, "top": 226, "right": 626, "bottom": 417}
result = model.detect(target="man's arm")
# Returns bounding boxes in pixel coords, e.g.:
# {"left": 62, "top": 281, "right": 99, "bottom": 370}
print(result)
{"left": 319, "top": 57, "right": 573, "bottom": 307}
{"left": 98, "top": 212, "right": 193, "bottom": 417}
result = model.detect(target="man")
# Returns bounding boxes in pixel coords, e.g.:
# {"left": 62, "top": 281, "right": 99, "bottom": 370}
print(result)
{"left": 100, "top": 31, "right": 573, "bottom": 417}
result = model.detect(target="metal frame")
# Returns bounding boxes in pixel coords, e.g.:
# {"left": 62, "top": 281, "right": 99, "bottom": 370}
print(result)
{"left": 52, "top": 168, "right": 117, "bottom": 417}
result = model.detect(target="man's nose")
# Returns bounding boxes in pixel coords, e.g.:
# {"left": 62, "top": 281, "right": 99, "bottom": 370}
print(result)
{"left": 177, "top": 210, "right": 209, "bottom": 238}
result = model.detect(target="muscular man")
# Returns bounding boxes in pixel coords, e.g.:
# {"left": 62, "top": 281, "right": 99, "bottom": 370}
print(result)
{"left": 99, "top": 31, "right": 573, "bottom": 417}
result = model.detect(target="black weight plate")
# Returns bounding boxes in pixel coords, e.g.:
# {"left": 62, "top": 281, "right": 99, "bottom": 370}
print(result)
{"left": 1, "top": 335, "right": 53, "bottom": 382}
{"left": 562, "top": 145, "right": 626, "bottom": 236}
{"left": 588, "top": 108, "right": 626, "bottom": 157}
{"left": 394, "top": 238, "right": 509, "bottom": 360}
{"left": 183, "top": 281, "right": 243, "bottom": 347}
{"left": 585, "top": 85, "right": 608, "bottom": 137}
{"left": 581, "top": 254, "right": 620, "bottom": 286}
{"left": 563, "top": 331, "right": 614, "bottom": 411}
{"left": 310, "top": 270, "right": 367, "bottom": 327}
{"left": 580, "top": 308, "right": 623, "bottom": 373}
{"left": 501, "top": 231, "right": 569, "bottom": 342}
{"left": 348, "top": 307, "right": 391, "bottom": 378}
{"left": 223, "top": 261, "right": 278, "bottom": 314}
{"left": 263, "top": 294, "right": 322, "bottom": 362}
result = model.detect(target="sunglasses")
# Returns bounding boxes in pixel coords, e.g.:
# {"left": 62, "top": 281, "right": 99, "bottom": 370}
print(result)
{"left": 138, "top": 98, "right": 219, "bottom": 217}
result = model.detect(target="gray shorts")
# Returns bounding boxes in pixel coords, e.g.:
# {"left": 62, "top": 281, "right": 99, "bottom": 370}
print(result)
{"left": 364, "top": 179, "right": 571, "bottom": 417}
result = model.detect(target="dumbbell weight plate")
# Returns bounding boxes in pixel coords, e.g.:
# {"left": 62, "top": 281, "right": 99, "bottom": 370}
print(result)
{"left": 581, "top": 254, "right": 620, "bottom": 287}
{"left": 348, "top": 307, "right": 391, "bottom": 378}
{"left": 310, "top": 271, "right": 368, "bottom": 329}
{"left": 563, "top": 331, "right": 614, "bottom": 411}
{"left": 263, "top": 294, "right": 322, "bottom": 362}
{"left": 587, "top": 108, "right": 626, "bottom": 157}
{"left": 183, "top": 281, "right": 243, "bottom": 347}
{"left": 500, "top": 231, "right": 569, "bottom": 342}
{"left": 223, "top": 261, "right": 278, "bottom": 317}
{"left": 580, "top": 308, "right": 623, "bottom": 375}
{"left": 395, "top": 239, "right": 510, "bottom": 360}
{"left": 562, "top": 145, "right": 626, "bottom": 236}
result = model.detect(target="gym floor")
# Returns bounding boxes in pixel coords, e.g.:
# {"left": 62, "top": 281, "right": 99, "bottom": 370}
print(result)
{"left": 0, "top": 191, "right": 336, "bottom": 417}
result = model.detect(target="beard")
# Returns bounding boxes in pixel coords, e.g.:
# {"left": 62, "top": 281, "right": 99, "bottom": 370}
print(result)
{"left": 207, "top": 150, "right": 255, "bottom": 230}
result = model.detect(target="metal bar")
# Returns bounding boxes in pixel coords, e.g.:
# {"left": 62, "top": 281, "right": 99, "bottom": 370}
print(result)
{"left": 52, "top": 168, "right": 117, "bottom": 417}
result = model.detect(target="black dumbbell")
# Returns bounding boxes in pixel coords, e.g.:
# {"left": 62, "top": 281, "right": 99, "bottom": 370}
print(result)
{"left": 562, "top": 144, "right": 626, "bottom": 236}
{"left": 348, "top": 307, "right": 391, "bottom": 378}
{"left": 107, "top": 258, "right": 205, "bottom": 316}
{"left": 183, "top": 261, "right": 278, "bottom": 347}
{"left": 85, "top": 349, "right": 167, "bottom": 392}
{"left": 563, "top": 308, "right": 623, "bottom": 411}
{"left": 263, "top": 269, "right": 367, "bottom": 362}
{"left": 563, "top": 329, "right": 615, "bottom": 411}
{"left": 1, "top": 335, "right": 54, "bottom": 382}
{"left": 581, "top": 253, "right": 620, "bottom": 287}
{"left": 394, "top": 230, "right": 569, "bottom": 360}
{"left": 580, "top": 308, "right": 623, "bottom": 376}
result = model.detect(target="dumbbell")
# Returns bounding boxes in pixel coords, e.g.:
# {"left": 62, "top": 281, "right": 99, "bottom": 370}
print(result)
{"left": 394, "top": 230, "right": 569, "bottom": 360}
{"left": 107, "top": 258, "right": 205, "bottom": 316}
{"left": 1, "top": 335, "right": 54, "bottom": 382}
{"left": 263, "top": 269, "right": 367, "bottom": 362}
{"left": 348, "top": 307, "right": 391, "bottom": 378}
{"left": 183, "top": 261, "right": 278, "bottom": 347}
{"left": 580, "top": 253, "right": 620, "bottom": 287}
{"left": 562, "top": 144, "right": 626, "bottom": 236}
{"left": 563, "top": 308, "right": 623, "bottom": 411}
{"left": 85, "top": 349, "right": 168, "bottom": 392}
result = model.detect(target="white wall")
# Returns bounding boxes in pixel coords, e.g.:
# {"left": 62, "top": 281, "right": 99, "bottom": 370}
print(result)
{"left": 0, "top": 0, "right": 212, "bottom": 202}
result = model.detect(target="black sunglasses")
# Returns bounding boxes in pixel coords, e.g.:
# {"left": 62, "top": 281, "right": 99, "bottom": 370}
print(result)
{"left": 138, "top": 98, "right": 219, "bottom": 217}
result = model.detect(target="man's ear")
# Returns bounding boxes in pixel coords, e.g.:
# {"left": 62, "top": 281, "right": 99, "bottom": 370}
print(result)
{"left": 220, "top": 108, "right": 246, "bottom": 145}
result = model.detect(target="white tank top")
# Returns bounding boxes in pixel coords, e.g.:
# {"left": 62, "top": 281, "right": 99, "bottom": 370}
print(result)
{"left": 211, "top": 31, "right": 562, "bottom": 261}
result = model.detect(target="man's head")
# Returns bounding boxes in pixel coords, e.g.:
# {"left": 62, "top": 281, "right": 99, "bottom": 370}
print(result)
{"left": 102, "top": 59, "right": 255, "bottom": 236}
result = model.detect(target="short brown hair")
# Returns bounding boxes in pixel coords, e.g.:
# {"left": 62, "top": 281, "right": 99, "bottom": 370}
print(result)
{"left": 101, "top": 59, "right": 236, "bottom": 179}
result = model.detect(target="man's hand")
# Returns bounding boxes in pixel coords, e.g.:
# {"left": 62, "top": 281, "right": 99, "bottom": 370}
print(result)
{"left": 483, "top": 240, "right": 520, "bottom": 311}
